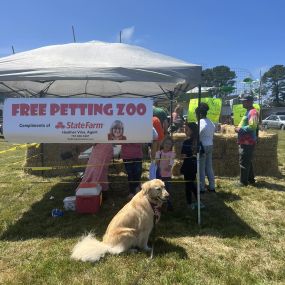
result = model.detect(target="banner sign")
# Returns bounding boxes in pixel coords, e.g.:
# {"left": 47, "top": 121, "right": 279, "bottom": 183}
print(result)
{"left": 232, "top": 104, "right": 260, "bottom": 126}
{"left": 4, "top": 98, "right": 153, "bottom": 143}
{"left": 188, "top": 98, "right": 222, "bottom": 123}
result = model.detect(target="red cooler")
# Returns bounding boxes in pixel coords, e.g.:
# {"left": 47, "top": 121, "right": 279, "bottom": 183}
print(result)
{"left": 76, "top": 183, "right": 102, "bottom": 214}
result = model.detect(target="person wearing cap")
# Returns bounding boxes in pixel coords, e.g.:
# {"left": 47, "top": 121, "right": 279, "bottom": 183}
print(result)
{"left": 153, "top": 105, "right": 169, "bottom": 134}
{"left": 235, "top": 93, "right": 259, "bottom": 186}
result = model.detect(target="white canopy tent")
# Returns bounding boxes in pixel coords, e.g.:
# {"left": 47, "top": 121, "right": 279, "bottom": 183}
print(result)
{"left": 0, "top": 41, "right": 201, "bottom": 99}
{"left": 0, "top": 41, "right": 204, "bottom": 224}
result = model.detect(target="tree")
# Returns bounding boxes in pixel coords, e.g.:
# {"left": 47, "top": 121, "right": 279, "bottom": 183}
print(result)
{"left": 262, "top": 65, "right": 285, "bottom": 106}
{"left": 201, "top": 65, "right": 236, "bottom": 98}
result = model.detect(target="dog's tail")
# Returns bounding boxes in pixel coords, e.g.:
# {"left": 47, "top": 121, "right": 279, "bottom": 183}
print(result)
{"left": 71, "top": 234, "right": 124, "bottom": 262}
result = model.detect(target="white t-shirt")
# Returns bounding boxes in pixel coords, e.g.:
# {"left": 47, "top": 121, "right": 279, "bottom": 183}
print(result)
{"left": 199, "top": 118, "right": 215, "bottom": 146}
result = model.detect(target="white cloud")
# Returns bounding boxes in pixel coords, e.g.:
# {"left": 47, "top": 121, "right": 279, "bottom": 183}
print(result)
{"left": 114, "top": 26, "right": 148, "bottom": 45}
{"left": 117, "top": 26, "right": 135, "bottom": 43}
{"left": 121, "top": 26, "right": 135, "bottom": 43}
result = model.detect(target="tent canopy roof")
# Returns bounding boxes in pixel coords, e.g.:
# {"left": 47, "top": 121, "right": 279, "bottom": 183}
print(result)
{"left": 0, "top": 41, "right": 201, "bottom": 98}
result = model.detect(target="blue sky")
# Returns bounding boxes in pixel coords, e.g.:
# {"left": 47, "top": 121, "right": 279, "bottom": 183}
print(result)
{"left": 0, "top": 0, "right": 284, "bottom": 80}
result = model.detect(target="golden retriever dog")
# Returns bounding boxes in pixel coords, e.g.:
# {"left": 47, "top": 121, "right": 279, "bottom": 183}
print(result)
{"left": 71, "top": 179, "right": 169, "bottom": 262}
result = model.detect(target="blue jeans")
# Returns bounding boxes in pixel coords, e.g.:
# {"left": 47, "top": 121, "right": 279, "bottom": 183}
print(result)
{"left": 123, "top": 158, "right": 142, "bottom": 194}
{"left": 199, "top": 145, "right": 215, "bottom": 191}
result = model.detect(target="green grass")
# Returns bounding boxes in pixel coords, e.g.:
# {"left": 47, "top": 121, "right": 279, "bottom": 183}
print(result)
{"left": 0, "top": 132, "right": 285, "bottom": 285}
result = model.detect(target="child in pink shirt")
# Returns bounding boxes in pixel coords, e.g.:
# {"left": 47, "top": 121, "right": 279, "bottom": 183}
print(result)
{"left": 155, "top": 137, "right": 175, "bottom": 210}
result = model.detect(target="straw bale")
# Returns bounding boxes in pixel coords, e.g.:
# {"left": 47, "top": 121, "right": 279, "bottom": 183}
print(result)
{"left": 110, "top": 158, "right": 150, "bottom": 177}
{"left": 220, "top": 124, "right": 236, "bottom": 134}
{"left": 24, "top": 131, "right": 279, "bottom": 178}
{"left": 25, "top": 143, "right": 150, "bottom": 177}
{"left": 109, "top": 159, "right": 126, "bottom": 174}
{"left": 24, "top": 143, "right": 92, "bottom": 176}
{"left": 172, "top": 160, "right": 183, "bottom": 176}
{"left": 142, "top": 143, "right": 150, "bottom": 160}
{"left": 171, "top": 131, "right": 280, "bottom": 177}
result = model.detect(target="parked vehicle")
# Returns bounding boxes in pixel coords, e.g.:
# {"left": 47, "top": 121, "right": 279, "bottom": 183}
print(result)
{"left": 0, "top": 117, "right": 3, "bottom": 135}
{"left": 0, "top": 107, "right": 3, "bottom": 135}
{"left": 262, "top": 115, "right": 285, "bottom": 130}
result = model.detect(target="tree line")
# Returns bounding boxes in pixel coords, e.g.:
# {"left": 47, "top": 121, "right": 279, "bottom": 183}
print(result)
{"left": 200, "top": 65, "right": 285, "bottom": 106}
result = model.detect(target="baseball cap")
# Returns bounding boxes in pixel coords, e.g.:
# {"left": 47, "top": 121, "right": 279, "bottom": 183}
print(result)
{"left": 239, "top": 92, "right": 254, "bottom": 101}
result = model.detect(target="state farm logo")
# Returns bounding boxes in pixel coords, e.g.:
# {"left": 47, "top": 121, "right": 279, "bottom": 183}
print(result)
{"left": 55, "top": 121, "right": 103, "bottom": 129}
{"left": 55, "top": 122, "right": 65, "bottom": 129}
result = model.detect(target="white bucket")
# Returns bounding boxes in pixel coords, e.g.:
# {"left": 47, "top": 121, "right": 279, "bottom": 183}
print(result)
{"left": 63, "top": 196, "right": 76, "bottom": 211}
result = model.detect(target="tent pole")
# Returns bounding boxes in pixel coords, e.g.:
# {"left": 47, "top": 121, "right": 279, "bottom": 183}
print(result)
{"left": 72, "top": 26, "right": 76, "bottom": 43}
{"left": 170, "top": 91, "right": 174, "bottom": 137}
{"left": 40, "top": 143, "right": 44, "bottom": 177}
{"left": 197, "top": 84, "right": 201, "bottom": 225}
{"left": 259, "top": 70, "right": 262, "bottom": 121}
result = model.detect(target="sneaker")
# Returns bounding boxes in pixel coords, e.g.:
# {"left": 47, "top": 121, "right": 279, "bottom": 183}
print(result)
{"left": 208, "top": 189, "right": 216, "bottom": 193}
{"left": 249, "top": 181, "right": 260, "bottom": 188}
{"left": 189, "top": 202, "right": 205, "bottom": 210}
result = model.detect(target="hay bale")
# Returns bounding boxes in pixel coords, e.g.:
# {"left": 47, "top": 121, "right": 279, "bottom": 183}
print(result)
{"left": 25, "top": 143, "right": 151, "bottom": 178}
{"left": 172, "top": 160, "right": 183, "bottom": 177}
{"left": 172, "top": 133, "right": 186, "bottom": 159}
{"left": 142, "top": 143, "right": 150, "bottom": 160}
{"left": 110, "top": 159, "right": 126, "bottom": 174}
{"left": 171, "top": 131, "right": 280, "bottom": 177}
{"left": 24, "top": 143, "right": 92, "bottom": 176}
{"left": 24, "top": 131, "right": 280, "bottom": 178}
{"left": 220, "top": 124, "right": 236, "bottom": 134}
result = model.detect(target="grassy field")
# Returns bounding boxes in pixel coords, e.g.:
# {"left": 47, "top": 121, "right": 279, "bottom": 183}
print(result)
{"left": 0, "top": 131, "right": 285, "bottom": 285}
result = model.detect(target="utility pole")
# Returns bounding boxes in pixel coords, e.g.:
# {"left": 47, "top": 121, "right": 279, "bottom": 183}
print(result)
{"left": 259, "top": 70, "right": 262, "bottom": 121}
{"left": 72, "top": 26, "right": 76, "bottom": 43}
